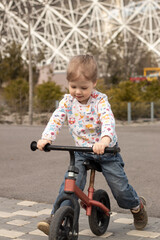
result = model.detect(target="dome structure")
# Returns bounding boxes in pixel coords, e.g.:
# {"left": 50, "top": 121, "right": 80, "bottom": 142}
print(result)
{"left": 1, "top": 0, "right": 160, "bottom": 72}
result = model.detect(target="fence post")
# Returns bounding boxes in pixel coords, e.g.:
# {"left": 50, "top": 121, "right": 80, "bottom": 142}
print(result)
{"left": 151, "top": 102, "right": 154, "bottom": 121}
{"left": 127, "top": 102, "right": 131, "bottom": 123}
{"left": 55, "top": 100, "right": 59, "bottom": 108}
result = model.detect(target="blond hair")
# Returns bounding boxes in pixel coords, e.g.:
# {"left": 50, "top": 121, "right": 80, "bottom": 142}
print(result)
{"left": 67, "top": 55, "right": 97, "bottom": 83}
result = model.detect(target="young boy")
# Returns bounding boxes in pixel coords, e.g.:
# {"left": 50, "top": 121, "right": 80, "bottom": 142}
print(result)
{"left": 37, "top": 55, "right": 148, "bottom": 235}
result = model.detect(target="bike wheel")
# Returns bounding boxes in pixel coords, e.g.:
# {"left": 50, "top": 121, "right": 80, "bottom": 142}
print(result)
{"left": 49, "top": 206, "right": 78, "bottom": 240}
{"left": 88, "top": 189, "right": 110, "bottom": 236}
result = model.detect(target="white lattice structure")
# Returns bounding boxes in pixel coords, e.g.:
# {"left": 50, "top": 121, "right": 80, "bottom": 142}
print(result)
{"left": 1, "top": 0, "right": 160, "bottom": 72}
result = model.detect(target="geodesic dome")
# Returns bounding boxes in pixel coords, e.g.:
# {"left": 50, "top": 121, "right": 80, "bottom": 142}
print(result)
{"left": 1, "top": 0, "right": 160, "bottom": 72}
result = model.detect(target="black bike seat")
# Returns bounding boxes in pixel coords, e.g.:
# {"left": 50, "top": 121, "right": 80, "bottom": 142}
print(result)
{"left": 83, "top": 159, "right": 102, "bottom": 172}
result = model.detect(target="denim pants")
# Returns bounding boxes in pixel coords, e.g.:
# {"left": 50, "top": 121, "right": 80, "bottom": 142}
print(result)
{"left": 51, "top": 151, "right": 140, "bottom": 214}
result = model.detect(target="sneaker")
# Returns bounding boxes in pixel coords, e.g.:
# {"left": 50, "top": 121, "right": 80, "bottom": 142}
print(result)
{"left": 37, "top": 215, "right": 53, "bottom": 235}
{"left": 131, "top": 197, "right": 148, "bottom": 230}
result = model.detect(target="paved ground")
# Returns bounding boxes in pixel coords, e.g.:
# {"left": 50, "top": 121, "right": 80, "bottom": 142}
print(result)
{"left": 0, "top": 123, "right": 160, "bottom": 239}
{"left": 0, "top": 197, "right": 160, "bottom": 240}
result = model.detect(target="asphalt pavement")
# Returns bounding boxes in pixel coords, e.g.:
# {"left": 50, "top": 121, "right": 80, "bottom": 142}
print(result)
{"left": 0, "top": 123, "right": 160, "bottom": 239}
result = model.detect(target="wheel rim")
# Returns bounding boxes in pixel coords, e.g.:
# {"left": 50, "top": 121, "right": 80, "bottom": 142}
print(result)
{"left": 57, "top": 215, "right": 73, "bottom": 240}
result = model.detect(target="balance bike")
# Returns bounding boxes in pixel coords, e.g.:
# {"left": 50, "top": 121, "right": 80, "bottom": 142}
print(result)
{"left": 31, "top": 141, "right": 120, "bottom": 240}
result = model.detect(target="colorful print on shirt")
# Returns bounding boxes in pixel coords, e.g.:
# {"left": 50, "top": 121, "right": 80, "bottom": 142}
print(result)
{"left": 42, "top": 90, "right": 117, "bottom": 147}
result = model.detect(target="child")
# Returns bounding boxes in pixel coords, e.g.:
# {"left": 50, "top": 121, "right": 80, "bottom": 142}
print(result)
{"left": 37, "top": 55, "right": 148, "bottom": 235}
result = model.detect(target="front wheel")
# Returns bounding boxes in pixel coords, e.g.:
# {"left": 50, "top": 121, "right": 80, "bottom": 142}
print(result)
{"left": 49, "top": 206, "right": 78, "bottom": 240}
{"left": 88, "top": 189, "right": 110, "bottom": 236}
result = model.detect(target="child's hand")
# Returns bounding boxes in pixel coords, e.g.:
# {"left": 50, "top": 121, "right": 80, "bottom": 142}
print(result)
{"left": 93, "top": 142, "right": 107, "bottom": 155}
{"left": 93, "top": 136, "right": 111, "bottom": 154}
{"left": 37, "top": 139, "right": 52, "bottom": 151}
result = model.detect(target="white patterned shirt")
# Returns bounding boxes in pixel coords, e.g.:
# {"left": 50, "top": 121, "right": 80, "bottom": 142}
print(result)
{"left": 42, "top": 90, "right": 117, "bottom": 147}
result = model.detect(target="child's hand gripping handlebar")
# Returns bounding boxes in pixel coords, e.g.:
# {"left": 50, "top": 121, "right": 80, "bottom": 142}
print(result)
{"left": 30, "top": 141, "right": 120, "bottom": 154}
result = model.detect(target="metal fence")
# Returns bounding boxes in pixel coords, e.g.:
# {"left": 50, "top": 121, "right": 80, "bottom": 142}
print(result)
{"left": 127, "top": 102, "right": 160, "bottom": 123}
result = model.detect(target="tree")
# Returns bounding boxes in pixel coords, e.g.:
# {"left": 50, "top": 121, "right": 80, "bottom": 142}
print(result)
{"left": 0, "top": 42, "right": 28, "bottom": 86}
{"left": 0, "top": 41, "right": 40, "bottom": 87}
{"left": 4, "top": 78, "right": 29, "bottom": 124}
{"left": 87, "top": 33, "right": 158, "bottom": 85}
{"left": 34, "top": 81, "right": 64, "bottom": 113}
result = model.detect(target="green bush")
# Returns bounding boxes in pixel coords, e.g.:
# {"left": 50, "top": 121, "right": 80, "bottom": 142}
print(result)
{"left": 4, "top": 78, "right": 29, "bottom": 123}
{"left": 140, "top": 80, "right": 160, "bottom": 101}
{"left": 105, "top": 80, "right": 160, "bottom": 120}
{"left": 34, "top": 81, "right": 64, "bottom": 113}
{"left": 110, "top": 101, "right": 127, "bottom": 120}
{"left": 154, "top": 101, "right": 160, "bottom": 119}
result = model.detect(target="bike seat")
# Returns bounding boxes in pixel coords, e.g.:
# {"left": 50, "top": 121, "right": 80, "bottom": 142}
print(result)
{"left": 83, "top": 159, "right": 102, "bottom": 172}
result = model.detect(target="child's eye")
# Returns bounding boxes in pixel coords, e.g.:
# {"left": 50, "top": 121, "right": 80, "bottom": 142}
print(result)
{"left": 81, "top": 87, "right": 88, "bottom": 90}
{"left": 71, "top": 86, "right": 76, "bottom": 89}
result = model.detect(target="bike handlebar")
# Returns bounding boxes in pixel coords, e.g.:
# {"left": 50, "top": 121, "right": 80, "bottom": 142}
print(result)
{"left": 30, "top": 141, "right": 120, "bottom": 154}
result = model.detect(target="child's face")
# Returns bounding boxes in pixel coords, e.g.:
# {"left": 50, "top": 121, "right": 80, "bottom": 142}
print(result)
{"left": 68, "top": 78, "right": 96, "bottom": 104}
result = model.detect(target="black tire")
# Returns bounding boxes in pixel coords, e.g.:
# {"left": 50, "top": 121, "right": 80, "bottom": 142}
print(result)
{"left": 49, "top": 206, "right": 78, "bottom": 240}
{"left": 88, "top": 189, "right": 110, "bottom": 236}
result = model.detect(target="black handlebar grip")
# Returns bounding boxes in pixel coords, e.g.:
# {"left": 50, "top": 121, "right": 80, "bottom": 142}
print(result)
{"left": 43, "top": 143, "right": 51, "bottom": 152}
{"left": 30, "top": 141, "right": 51, "bottom": 152}
{"left": 30, "top": 141, "right": 38, "bottom": 151}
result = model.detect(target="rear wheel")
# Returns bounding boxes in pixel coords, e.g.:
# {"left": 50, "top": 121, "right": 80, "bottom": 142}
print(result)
{"left": 88, "top": 189, "right": 110, "bottom": 236}
{"left": 49, "top": 206, "right": 78, "bottom": 240}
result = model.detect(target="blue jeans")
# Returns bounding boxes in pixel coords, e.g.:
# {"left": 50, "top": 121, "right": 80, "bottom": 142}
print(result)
{"left": 51, "top": 151, "right": 139, "bottom": 214}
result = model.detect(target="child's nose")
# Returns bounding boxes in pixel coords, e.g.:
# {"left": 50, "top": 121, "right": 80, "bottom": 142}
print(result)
{"left": 76, "top": 88, "right": 81, "bottom": 94}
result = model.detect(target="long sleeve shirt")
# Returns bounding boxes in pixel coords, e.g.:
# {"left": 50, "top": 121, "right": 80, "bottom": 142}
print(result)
{"left": 42, "top": 90, "right": 117, "bottom": 147}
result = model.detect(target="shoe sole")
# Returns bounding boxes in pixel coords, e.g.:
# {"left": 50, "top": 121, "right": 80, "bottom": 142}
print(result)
{"left": 37, "top": 222, "right": 49, "bottom": 235}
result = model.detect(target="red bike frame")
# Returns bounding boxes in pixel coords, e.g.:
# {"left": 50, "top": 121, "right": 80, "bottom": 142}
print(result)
{"left": 30, "top": 141, "right": 120, "bottom": 218}
{"left": 64, "top": 169, "right": 110, "bottom": 216}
